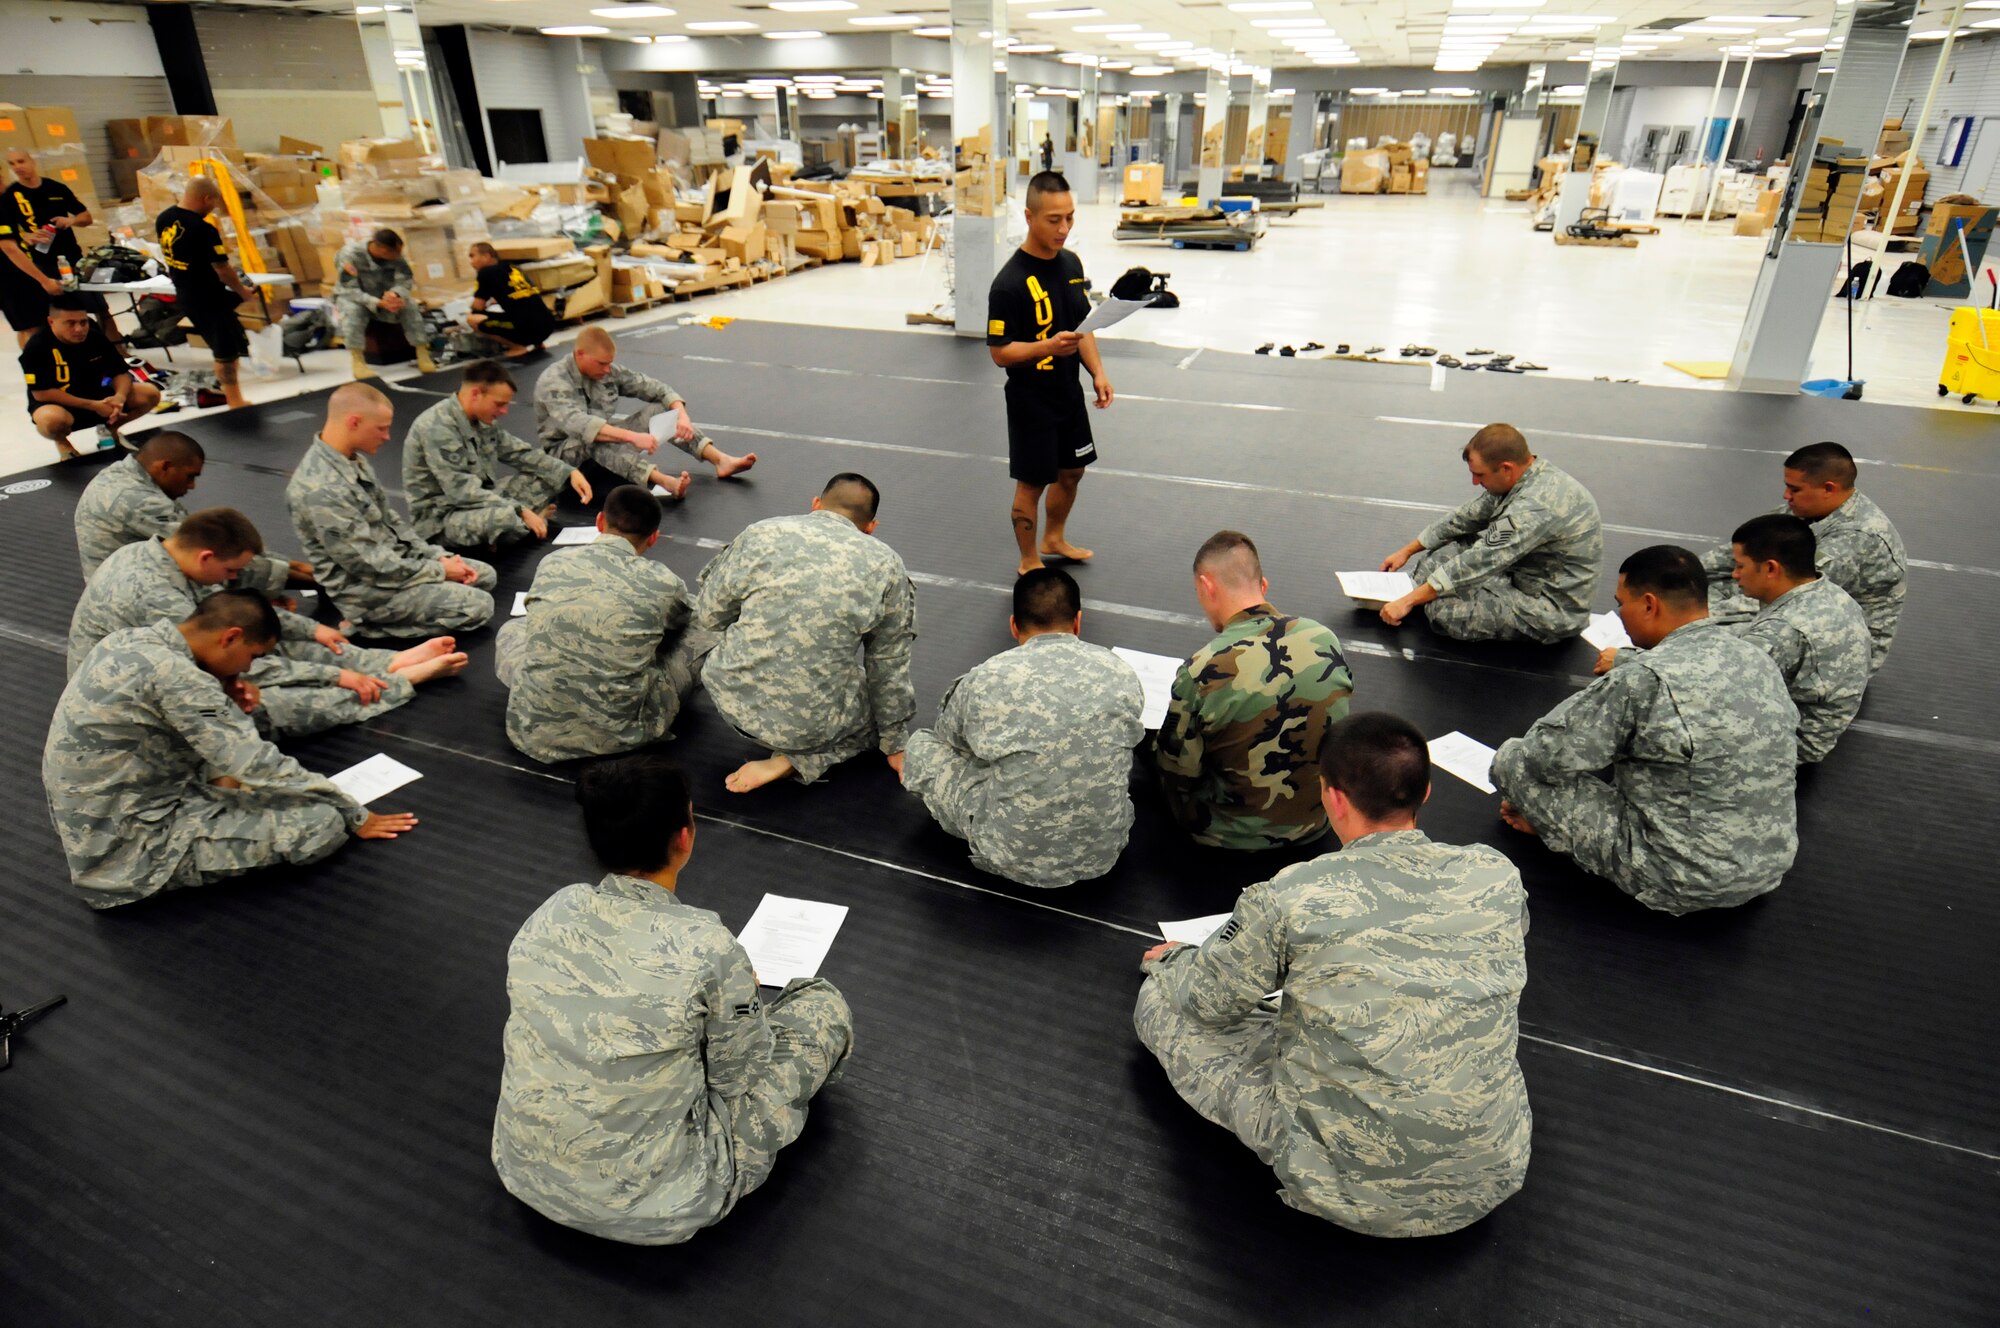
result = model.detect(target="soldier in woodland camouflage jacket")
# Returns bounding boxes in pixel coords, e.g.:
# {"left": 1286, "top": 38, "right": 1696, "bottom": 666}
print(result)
{"left": 1702, "top": 442, "right": 1905, "bottom": 674}
{"left": 904, "top": 569, "right": 1145, "bottom": 887}
{"left": 1378, "top": 425, "right": 1602, "bottom": 645}
{"left": 44, "top": 601, "right": 388, "bottom": 908}
{"left": 492, "top": 756, "right": 851, "bottom": 1244}
{"left": 693, "top": 475, "right": 916, "bottom": 789}
{"left": 496, "top": 488, "right": 714, "bottom": 763}
{"left": 1158, "top": 532, "right": 1353, "bottom": 851}
{"left": 401, "top": 366, "right": 589, "bottom": 548}
{"left": 1137, "top": 713, "right": 1531, "bottom": 1237}
{"left": 1494, "top": 546, "right": 1798, "bottom": 914}
{"left": 286, "top": 385, "right": 498, "bottom": 637}
{"left": 74, "top": 434, "right": 300, "bottom": 595}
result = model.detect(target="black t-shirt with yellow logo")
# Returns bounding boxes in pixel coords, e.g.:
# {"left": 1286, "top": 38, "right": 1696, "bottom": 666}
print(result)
{"left": 155, "top": 205, "right": 231, "bottom": 302}
{"left": 476, "top": 259, "right": 553, "bottom": 327}
{"left": 19, "top": 325, "right": 124, "bottom": 414}
{"left": 986, "top": 246, "right": 1089, "bottom": 392}
{"left": 0, "top": 179, "right": 87, "bottom": 281}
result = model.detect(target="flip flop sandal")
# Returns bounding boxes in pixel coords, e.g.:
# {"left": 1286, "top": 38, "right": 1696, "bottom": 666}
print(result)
{"left": 1518, "top": 362, "right": 1548, "bottom": 371}
{"left": 1279, "top": 345, "right": 1297, "bottom": 357}
{"left": 1437, "top": 354, "right": 1463, "bottom": 368}
{"left": 1255, "top": 342, "right": 1275, "bottom": 355}
{"left": 1301, "top": 341, "right": 1325, "bottom": 352}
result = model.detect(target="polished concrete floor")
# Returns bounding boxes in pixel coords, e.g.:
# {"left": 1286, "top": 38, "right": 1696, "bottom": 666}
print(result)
{"left": 3, "top": 169, "right": 1988, "bottom": 477}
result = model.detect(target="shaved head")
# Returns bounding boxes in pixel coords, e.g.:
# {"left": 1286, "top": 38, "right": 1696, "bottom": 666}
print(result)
{"left": 1193, "top": 529, "right": 1264, "bottom": 591}
{"left": 328, "top": 381, "right": 390, "bottom": 424}
{"left": 1464, "top": 423, "right": 1530, "bottom": 466}
{"left": 575, "top": 326, "right": 615, "bottom": 355}
{"left": 135, "top": 431, "right": 205, "bottom": 467}
{"left": 185, "top": 176, "right": 221, "bottom": 207}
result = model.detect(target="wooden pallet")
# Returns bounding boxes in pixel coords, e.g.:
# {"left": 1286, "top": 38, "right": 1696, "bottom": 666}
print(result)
{"left": 1553, "top": 232, "right": 1640, "bottom": 248}
{"left": 668, "top": 270, "right": 756, "bottom": 300}
{"left": 1607, "top": 222, "right": 1661, "bottom": 235}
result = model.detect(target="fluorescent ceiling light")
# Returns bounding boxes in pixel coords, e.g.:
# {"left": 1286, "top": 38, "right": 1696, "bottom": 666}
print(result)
{"left": 1523, "top": 15, "right": 1607, "bottom": 23}
{"left": 1752, "top": 35, "right": 1791, "bottom": 43}
{"left": 1059, "top": 52, "right": 1099, "bottom": 63}
{"left": 848, "top": 13, "right": 918, "bottom": 23}
{"left": 912, "top": 25, "right": 950, "bottom": 35}
{"left": 1025, "top": 7, "right": 1103, "bottom": 16}
{"left": 1431, "top": 86, "right": 1476, "bottom": 94}
{"left": 794, "top": 72, "right": 841, "bottom": 80}
{"left": 1130, "top": 64, "right": 1174, "bottom": 74}
{"left": 1674, "top": 23, "right": 1754, "bottom": 32}
{"left": 540, "top": 24, "right": 610, "bottom": 34}
{"left": 1010, "top": 41, "right": 1056, "bottom": 50}
{"left": 1975, "top": 16, "right": 2000, "bottom": 26}
{"left": 590, "top": 4, "right": 675, "bottom": 15}
{"left": 1098, "top": 59, "right": 1131, "bottom": 67}
{"left": 769, "top": 0, "right": 854, "bottom": 9}
{"left": 1115, "top": 32, "right": 1172, "bottom": 40}
{"left": 1451, "top": 0, "right": 1544, "bottom": 6}
{"left": 762, "top": 29, "right": 825, "bottom": 38}
{"left": 1708, "top": 14, "right": 1800, "bottom": 22}
{"left": 686, "top": 19, "right": 758, "bottom": 29}
{"left": 1225, "top": 1, "right": 1315, "bottom": 11}
{"left": 1637, "top": 34, "right": 1682, "bottom": 41}
{"left": 1785, "top": 44, "right": 1824, "bottom": 51}
{"left": 1908, "top": 28, "right": 1958, "bottom": 37}
{"left": 1787, "top": 25, "right": 1829, "bottom": 34}
{"left": 1254, "top": 17, "right": 1327, "bottom": 26}
{"left": 1072, "top": 22, "right": 1140, "bottom": 30}
{"left": 354, "top": 4, "right": 382, "bottom": 11}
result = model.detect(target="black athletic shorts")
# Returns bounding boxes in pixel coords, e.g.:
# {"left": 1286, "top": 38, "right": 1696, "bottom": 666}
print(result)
{"left": 178, "top": 293, "right": 248, "bottom": 362}
{"left": 1, "top": 280, "right": 109, "bottom": 332}
{"left": 1004, "top": 380, "right": 1097, "bottom": 487}
{"left": 480, "top": 307, "right": 553, "bottom": 348}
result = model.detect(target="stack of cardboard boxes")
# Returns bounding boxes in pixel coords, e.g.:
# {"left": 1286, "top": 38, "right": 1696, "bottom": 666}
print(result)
{"left": 1793, "top": 151, "right": 1870, "bottom": 243}
{"left": 954, "top": 128, "right": 1002, "bottom": 218}
{"left": 1121, "top": 162, "right": 1165, "bottom": 206}
{"left": 1386, "top": 145, "right": 1429, "bottom": 195}
{"left": 1341, "top": 149, "right": 1389, "bottom": 194}
{"left": 325, "top": 158, "right": 490, "bottom": 306}
{"left": 0, "top": 104, "right": 108, "bottom": 249}
{"left": 1867, "top": 151, "right": 1929, "bottom": 235}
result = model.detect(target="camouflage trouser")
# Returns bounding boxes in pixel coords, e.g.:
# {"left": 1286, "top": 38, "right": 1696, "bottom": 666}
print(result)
{"left": 341, "top": 557, "right": 498, "bottom": 637}
{"left": 249, "top": 641, "right": 416, "bottom": 738}
{"left": 422, "top": 472, "right": 569, "bottom": 550}
{"left": 238, "top": 552, "right": 293, "bottom": 598}
{"left": 715, "top": 977, "right": 854, "bottom": 1220}
{"left": 495, "top": 623, "right": 713, "bottom": 762}
{"left": 554, "top": 405, "right": 709, "bottom": 487}
{"left": 1133, "top": 976, "right": 1284, "bottom": 1165}
{"left": 1409, "top": 541, "right": 1584, "bottom": 645}
{"left": 335, "top": 293, "right": 428, "bottom": 353}
{"left": 164, "top": 785, "right": 351, "bottom": 895}
{"left": 1489, "top": 741, "right": 1636, "bottom": 898}
{"left": 902, "top": 730, "right": 986, "bottom": 843}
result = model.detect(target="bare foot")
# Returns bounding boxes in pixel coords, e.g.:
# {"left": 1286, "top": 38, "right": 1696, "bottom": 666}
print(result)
{"left": 223, "top": 394, "right": 251, "bottom": 410}
{"left": 725, "top": 754, "right": 795, "bottom": 792}
{"left": 653, "top": 470, "right": 692, "bottom": 500}
{"left": 539, "top": 502, "right": 558, "bottom": 519}
{"left": 1041, "top": 539, "right": 1094, "bottom": 562}
{"left": 714, "top": 451, "right": 757, "bottom": 479}
{"left": 1017, "top": 556, "right": 1046, "bottom": 577}
{"left": 389, "top": 637, "right": 457, "bottom": 671}
{"left": 502, "top": 345, "right": 532, "bottom": 359}
{"left": 56, "top": 442, "right": 82, "bottom": 461}
{"left": 399, "top": 651, "right": 470, "bottom": 685}
{"left": 1498, "top": 800, "right": 1539, "bottom": 837}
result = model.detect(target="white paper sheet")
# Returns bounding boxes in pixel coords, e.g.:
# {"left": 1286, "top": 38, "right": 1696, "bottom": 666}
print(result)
{"left": 1074, "top": 295, "right": 1154, "bottom": 337}
{"left": 736, "top": 894, "right": 850, "bottom": 988}
{"left": 511, "top": 590, "right": 529, "bottom": 617}
{"left": 1335, "top": 570, "right": 1415, "bottom": 606}
{"left": 329, "top": 753, "right": 423, "bottom": 804}
{"left": 1158, "top": 913, "right": 1233, "bottom": 946}
{"left": 551, "top": 525, "right": 599, "bottom": 545}
{"left": 1582, "top": 611, "right": 1633, "bottom": 651}
{"left": 648, "top": 412, "right": 688, "bottom": 444}
{"left": 1427, "top": 731, "right": 1498, "bottom": 795}
{"left": 650, "top": 482, "right": 673, "bottom": 497}
{"left": 1111, "top": 646, "right": 1185, "bottom": 730}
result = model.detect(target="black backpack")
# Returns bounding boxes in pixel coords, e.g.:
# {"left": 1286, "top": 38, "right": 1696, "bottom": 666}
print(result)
{"left": 1840, "top": 260, "right": 1870, "bottom": 298}
{"left": 1110, "top": 265, "right": 1180, "bottom": 309}
{"left": 1886, "top": 261, "right": 1929, "bottom": 298}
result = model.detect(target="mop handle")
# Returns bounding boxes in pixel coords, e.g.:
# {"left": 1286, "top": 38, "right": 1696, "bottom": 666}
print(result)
{"left": 1957, "top": 222, "right": 1990, "bottom": 350}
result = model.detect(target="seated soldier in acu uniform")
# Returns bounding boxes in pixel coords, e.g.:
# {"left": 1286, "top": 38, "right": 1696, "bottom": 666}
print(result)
{"left": 491, "top": 756, "right": 853, "bottom": 1245}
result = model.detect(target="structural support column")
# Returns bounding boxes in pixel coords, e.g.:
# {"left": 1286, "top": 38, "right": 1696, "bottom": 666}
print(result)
{"left": 950, "top": 0, "right": 1007, "bottom": 337}
{"left": 1241, "top": 68, "right": 1270, "bottom": 177}
{"left": 1487, "top": 63, "right": 1544, "bottom": 196}
{"left": 1073, "top": 64, "right": 1100, "bottom": 202}
{"left": 1196, "top": 37, "right": 1233, "bottom": 199}
{"left": 881, "top": 68, "right": 914, "bottom": 148}
{"left": 1552, "top": 30, "right": 1621, "bottom": 233}
{"left": 1728, "top": 6, "right": 1913, "bottom": 392}
{"left": 1162, "top": 92, "right": 1183, "bottom": 179}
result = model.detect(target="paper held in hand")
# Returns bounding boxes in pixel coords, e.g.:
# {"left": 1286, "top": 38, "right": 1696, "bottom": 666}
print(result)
{"left": 1111, "top": 646, "right": 1183, "bottom": 730}
{"left": 329, "top": 753, "right": 423, "bottom": 804}
{"left": 1074, "top": 295, "right": 1154, "bottom": 338}
{"left": 551, "top": 525, "right": 598, "bottom": 546}
{"left": 511, "top": 591, "right": 528, "bottom": 617}
{"left": 648, "top": 412, "right": 684, "bottom": 445}
{"left": 1583, "top": 611, "right": 1633, "bottom": 651}
{"left": 1335, "top": 570, "right": 1414, "bottom": 607}
{"left": 1158, "top": 913, "right": 1233, "bottom": 947}
{"left": 1427, "top": 731, "right": 1498, "bottom": 795}
{"left": 736, "top": 895, "right": 849, "bottom": 988}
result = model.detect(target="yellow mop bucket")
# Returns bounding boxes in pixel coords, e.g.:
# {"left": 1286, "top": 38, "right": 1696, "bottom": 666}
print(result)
{"left": 1938, "top": 307, "right": 2000, "bottom": 405}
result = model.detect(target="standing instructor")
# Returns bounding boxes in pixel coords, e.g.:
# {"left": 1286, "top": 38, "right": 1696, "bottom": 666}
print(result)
{"left": 987, "top": 170, "right": 1112, "bottom": 577}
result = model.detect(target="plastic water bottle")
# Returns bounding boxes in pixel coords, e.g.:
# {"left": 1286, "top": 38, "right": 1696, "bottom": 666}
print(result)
{"left": 57, "top": 256, "right": 74, "bottom": 288}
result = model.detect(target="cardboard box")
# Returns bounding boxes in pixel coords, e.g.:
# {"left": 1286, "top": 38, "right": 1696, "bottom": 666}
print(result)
{"left": 544, "top": 272, "right": 607, "bottom": 321}
{"left": 720, "top": 221, "right": 766, "bottom": 264}
{"left": 762, "top": 201, "right": 801, "bottom": 236}
{"left": 1927, "top": 203, "right": 1996, "bottom": 241}
{"left": 1121, "top": 162, "right": 1164, "bottom": 206}
{"left": 106, "top": 119, "right": 151, "bottom": 162}
{"left": 522, "top": 253, "right": 598, "bottom": 292}
{"left": 584, "top": 136, "right": 657, "bottom": 180}
{"left": 490, "top": 235, "right": 575, "bottom": 261}
{"left": 1341, "top": 149, "right": 1388, "bottom": 195}
{"left": 0, "top": 105, "right": 35, "bottom": 154}
{"left": 1410, "top": 160, "right": 1430, "bottom": 196}
{"left": 26, "top": 106, "right": 82, "bottom": 151}
{"left": 1388, "top": 164, "right": 1411, "bottom": 195}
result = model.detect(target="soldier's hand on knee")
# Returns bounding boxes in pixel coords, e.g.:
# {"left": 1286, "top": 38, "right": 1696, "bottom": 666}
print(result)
{"left": 521, "top": 506, "right": 549, "bottom": 540}
{"left": 314, "top": 623, "right": 349, "bottom": 652}
{"left": 337, "top": 670, "right": 386, "bottom": 704}
{"left": 356, "top": 811, "right": 419, "bottom": 840}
